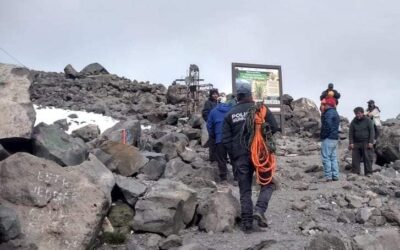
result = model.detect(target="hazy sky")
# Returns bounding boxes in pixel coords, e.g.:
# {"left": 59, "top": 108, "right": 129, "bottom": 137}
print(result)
{"left": 1, "top": 0, "right": 399, "bottom": 119}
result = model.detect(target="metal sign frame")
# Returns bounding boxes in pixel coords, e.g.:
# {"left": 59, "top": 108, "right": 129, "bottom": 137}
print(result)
{"left": 231, "top": 62, "right": 284, "bottom": 132}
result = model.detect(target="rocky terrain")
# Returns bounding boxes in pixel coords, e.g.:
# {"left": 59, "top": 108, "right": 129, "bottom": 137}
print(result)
{"left": 0, "top": 62, "right": 400, "bottom": 250}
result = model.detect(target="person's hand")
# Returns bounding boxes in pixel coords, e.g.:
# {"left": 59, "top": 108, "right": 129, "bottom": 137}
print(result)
{"left": 368, "top": 143, "right": 373, "bottom": 149}
{"left": 348, "top": 144, "right": 354, "bottom": 150}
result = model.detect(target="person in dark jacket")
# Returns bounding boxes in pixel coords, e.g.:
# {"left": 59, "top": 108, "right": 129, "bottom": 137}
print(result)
{"left": 320, "top": 97, "right": 340, "bottom": 181}
{"left": 202, "top": 88, "right": 219, "bottom": 162}
{"left": 222, "top": 83, "right": 278, "bottom": 233}
{"left": 207, "top": 102, "right": 234, "bottom": 184}
{"left": 320, "top": 83, "right": 341, "bottom": 104}
{"left": 349, "top": 107, "right": 375, "bottom": 176}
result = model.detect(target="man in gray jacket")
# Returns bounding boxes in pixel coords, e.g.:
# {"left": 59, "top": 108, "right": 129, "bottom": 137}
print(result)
{"left": 349, "top": 107, "right": 375, "bottom": 176}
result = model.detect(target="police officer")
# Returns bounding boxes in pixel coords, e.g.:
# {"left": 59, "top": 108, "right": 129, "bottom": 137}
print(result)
{"left": 222, "top": 83, "right": 279, "bottom": 233}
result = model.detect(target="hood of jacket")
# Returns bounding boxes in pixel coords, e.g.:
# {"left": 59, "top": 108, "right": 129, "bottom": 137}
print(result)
{"left": 216, "top": 103, "right": 232, "bottom": 113}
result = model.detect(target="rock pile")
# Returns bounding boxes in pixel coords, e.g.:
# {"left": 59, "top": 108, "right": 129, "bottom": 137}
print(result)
{"left": 1, "top": 62, "right": 399, "bottom": 249}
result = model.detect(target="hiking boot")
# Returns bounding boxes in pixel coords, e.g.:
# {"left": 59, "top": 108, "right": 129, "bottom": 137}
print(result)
{"left": 253, "top": 210, "right": 268, "bottom": 228}
{"left": 332, "top": 177, "right": 339, "bottom": 181}
{"left": 241, "top": 223, "right": 253, "bottom": 234}
{"left": 241, "top": 223, "right": 265, "bottom": 234}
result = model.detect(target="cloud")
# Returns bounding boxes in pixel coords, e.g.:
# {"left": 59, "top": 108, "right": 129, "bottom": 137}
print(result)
{"left": 1, "top": 0, "right": 399, "bottom": 119}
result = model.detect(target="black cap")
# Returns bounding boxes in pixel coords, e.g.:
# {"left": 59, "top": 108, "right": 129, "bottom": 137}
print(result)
{"left": 236, "top": 83, "right": 252, "bottom": 96}
{"left": 328, "top": 83, "right": 334, "bottom": 89}
{"left": 367, "top": 100, "right": 375, "bottom": 104}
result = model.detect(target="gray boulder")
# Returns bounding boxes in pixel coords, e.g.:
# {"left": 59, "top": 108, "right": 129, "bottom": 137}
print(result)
{"left": 307, "top": 234, "right": 347, "bottom": 250}
{"left": 188, "top": 114, "right": 203, "bottom": 129}
{"left": 32, "top": 123, "right": 88, "bottom": 166}
{"left": 132, "top": 179, "right": 197, "bottom": 236}
{"left": 153, "top": 133, "right": 189, "bottom": 161}
{"left": 99, "top": 140, "right": 148, "bottom": 176}
{"left": 0, "top": 144, "right": 10, "bottom": 161}
{"left": 140, "top": 158, "right": 166, "bottom": 181}
{"left": 63, "top": 64, "right": 79, "bottom": 79}
{"left": 166, "top": 85, "right": 187, "bottom": 104}
{"left": 71, "top": 124, "right": 100, "bottom": 142}
{"left": 0, "top": 153, "right": 109, "bottom": 249}
{"left": 91, "top": 148, "right": 118, "bottom": 172}
{"left": 114, "top": 175, "right": 147, "bottom": 206}
{"left": 179, "top": 149, "right": 198, "bottom": 163}
{"left": 71, "top": 154, "right": 115, "bottom": 202}
{"left": 159, "top": 234, "right": 182, "bottom": 250}
{"left": 0, "top": 64, "right": 35, "bottom": 139}
{"left": 80, "top": 63, "right": 109, "bottom": 75}
{"left": 177, "top": 243, "right": 212, "bottom": 250}
{"left": 375, "top": 124, "right": 400, "bottom": 164}
{"left": 197, "top": 190, "right": 240, "bottom": 232}
{"left": 164, "top": 158, "right": 195, "bottom": 181}
{"left": 0, "top": 205, "right": 21, "bottom": 242}
{"left": 284, "top": 98, "right": 321, "bottom": 137}
{"left": 353, "top": 228, "right": 400, "bottom": 250}
{"left": 166, "top": 111, "right": 179, "bottom": 125}
{"left": 102, "top": 120, "right": 141, "bottom": 147}
{"left": 53, "top": 119, "right": 69, "bottom": 131}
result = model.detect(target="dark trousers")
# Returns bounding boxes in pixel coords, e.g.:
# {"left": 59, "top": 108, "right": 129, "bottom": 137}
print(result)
{"left": 228, "top": 152, "right": 238, "bottom": 181}
{"left": 215, "top": 143, "right": 228, "bottom": 180}
{"left": 236, "top": 155, "right": 273, "bottom": 225}
{"left": 352, "top": 142, "right": 374, "bottom": 175}
{"left": 208, "top": 137, "right": 217, "bottom": 162}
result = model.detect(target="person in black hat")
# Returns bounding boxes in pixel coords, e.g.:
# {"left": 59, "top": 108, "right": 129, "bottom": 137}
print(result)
{"left": 349, "top": 107, "right": 375, "bottom": 176}
{"left": 222, "top": 83, "right": 279, "bottom": 233}
{"left": 202, "top": 88, "right": 219, "bottom": 162}
{"left": 320, "top": 83, "right": 341, "bottom": 104}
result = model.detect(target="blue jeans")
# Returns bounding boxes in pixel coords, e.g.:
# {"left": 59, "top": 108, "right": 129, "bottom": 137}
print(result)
{"left": 321, "top": 139, "right": 339, "bottom": 179}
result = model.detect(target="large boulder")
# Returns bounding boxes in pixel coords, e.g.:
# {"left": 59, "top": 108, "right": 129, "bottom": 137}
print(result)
{"left": 307, "top": 234, "right": 347, "bottom": 250}
{"left": 0, "top": 205, "right": 21, "bottom": 242}
{"left": 99, "top": 140, "right": 148, "bottom": 176}
{"left": 166, "top": 85, "right": 187, "bottom": 104}
{"left": 132, "top": 179, "right": 197, "bottom": 236}
{"left": 71, "top": 124, "right": 100, "bottom": 142}
{"left": 0, "top": 144, "right": 10, "bottom": 161}
{"left": 32, "top": 123, "right": 88, "bottom": 166}
{"left": 114, "top": 175, "right": 147, "bottom": 206}
{"left": 284, "top": 98, "right": 321, "bottom": 137}
{"left": 197, "top": 190, "right": 240, "bottom": 232}
{"left": 0, "top": 64, "right": 35, "bottom": 139}
{"left": 375, "top": 124, "right": 400, "bottom": 165}
{"left": 102, "top": 120, "right": 141, "bottom": 147}
{"left": 80, "top": 63, "right": 109, "bottom": 75}
{"left": 164, "top": 158, "right": 195, "bottom": 181}
{"left": 140, "top": 158, "right": 167, "bottom": 181}
{"left": 71, "top": 154, "right": 115, "bottom": 202}
{"left": 153, "top": 133, "right": 189, "bottom": 161}
{"left": 63, "top": 64, "right": 79, "bottom": 79}
{"left": 353, "top": 228, "right": 400, "bottom": 250}
{"left": 0, "top": 153, "right": 109, "bottom": 249}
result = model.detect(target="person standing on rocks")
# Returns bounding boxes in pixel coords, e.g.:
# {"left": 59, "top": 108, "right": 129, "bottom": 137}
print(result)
{"left": 207, "top": 101, "right": 235, "bottom": 185}
{"left": 320, "top": 97, "right": 340, "bottom": 181}
{"left": 349, "top": 107, "right": 375, "bottom": 176}
{"left": 320, "top": 83, "right": 341, "bottom": 104}
{"left": 365, "top": 100, "right": 382, "bottom": 142}
{"left": 222, "top": 83, "right": 279, "bottom": 233}
{"left": 202, "top": 88, "right": 220, "bottom": 162}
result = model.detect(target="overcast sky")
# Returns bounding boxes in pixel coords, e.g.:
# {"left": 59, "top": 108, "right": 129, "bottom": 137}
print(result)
{"left": 1, "top": 0, "right": 399, "bottom": 119}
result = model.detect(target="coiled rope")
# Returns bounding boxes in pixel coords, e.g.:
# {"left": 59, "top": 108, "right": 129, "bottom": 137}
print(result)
{"left": 241, "top": 103, "right": 276, "bottom": 185}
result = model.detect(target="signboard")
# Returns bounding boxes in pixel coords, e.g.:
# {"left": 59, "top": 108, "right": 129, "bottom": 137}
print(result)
{"left": 232, "top": 63, "right": 284, "bottom": 131}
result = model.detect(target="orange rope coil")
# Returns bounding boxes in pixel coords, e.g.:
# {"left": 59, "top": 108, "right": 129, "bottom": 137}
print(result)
{"left": 250, "top": 105, "right": 276, "bottom": 185}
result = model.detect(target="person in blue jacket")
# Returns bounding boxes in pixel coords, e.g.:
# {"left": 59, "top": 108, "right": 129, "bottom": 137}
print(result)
{"left": 320, "top": 97, "right": 340, "bottom": 181}
{"left": 207, "top": 101, "right": 234, "bottom": 184}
